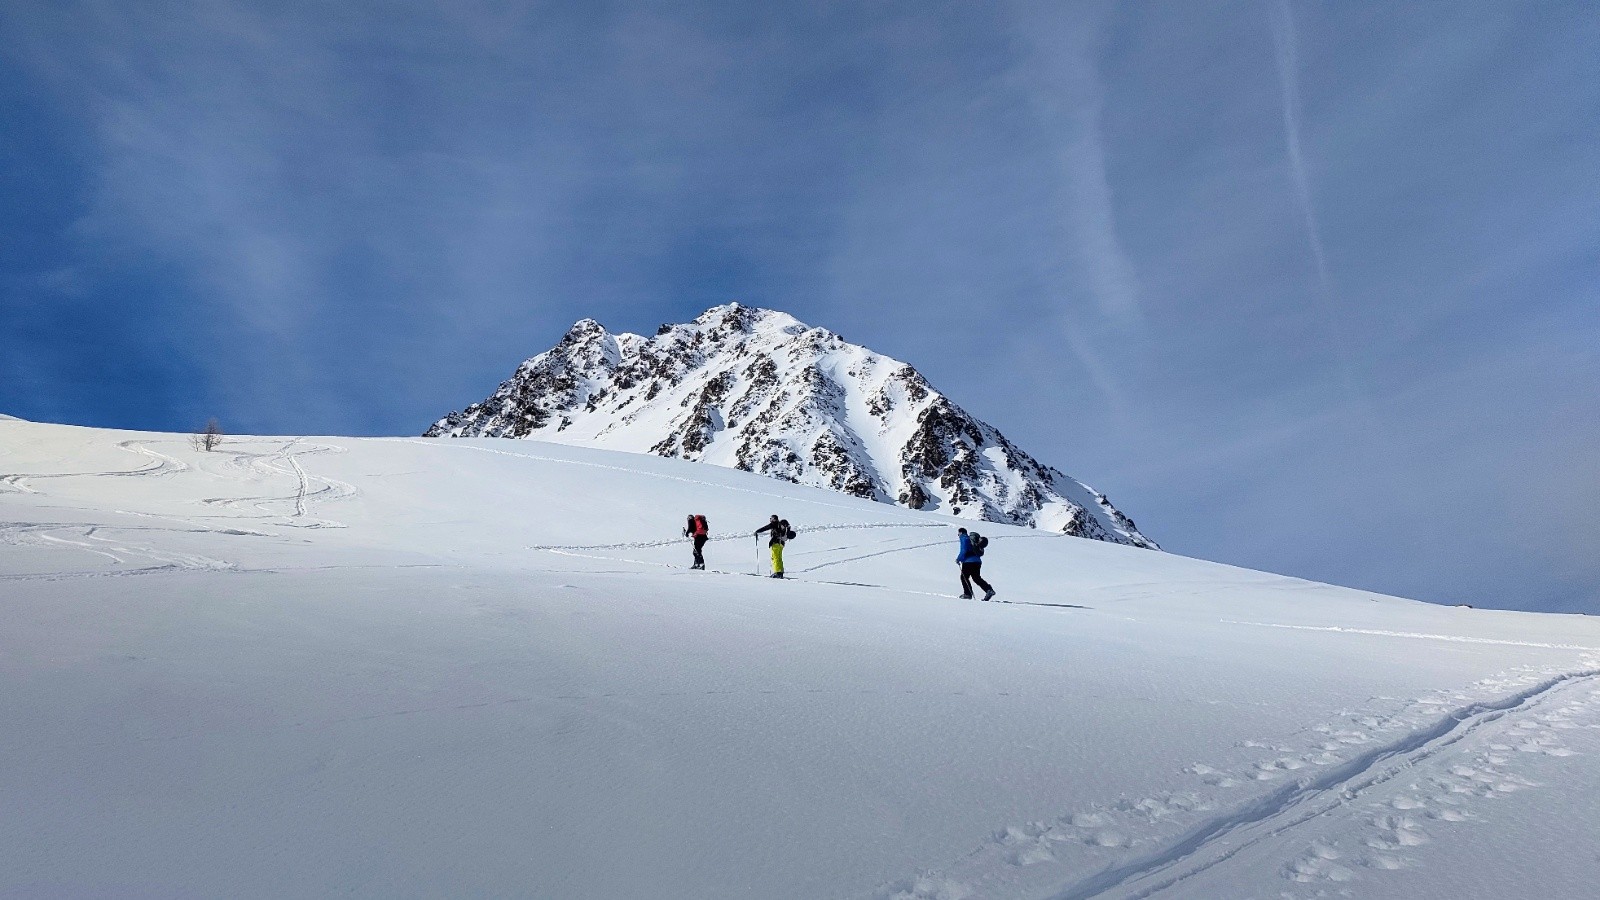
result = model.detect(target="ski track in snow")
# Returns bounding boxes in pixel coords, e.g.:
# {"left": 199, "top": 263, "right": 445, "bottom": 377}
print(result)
{"left": 525, "top": 520, "right": 945, "bottom": 554}
{"left": 0, "top": 439, "right": 187, "bottom": 494}
{"left": 0, "top": 440, "right": 236, "bottom": 576}
{"left": 0, "top": 522, "right": 238, "bottom": 577}
{"left": 872, "top": 658, "right": 1600, "bottom": 900}
{"left": 1224, "top": 620, "right": 1600, "bottom": 652}
{"left": 199, "top": 438, "right": 355, "bottom": 527}
{"left": 0, "top": 438, "right": 358, "bottom": 579}
{"left": 526, "top": 524, "right": 1028, "bottom": 604}
{"left": 531, "top": 542, "right": 968, "bottom": 602}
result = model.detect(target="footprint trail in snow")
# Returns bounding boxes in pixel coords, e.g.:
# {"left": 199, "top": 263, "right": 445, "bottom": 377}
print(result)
{"left": 874, "top": 657, "right": 1600, "bottom": 900}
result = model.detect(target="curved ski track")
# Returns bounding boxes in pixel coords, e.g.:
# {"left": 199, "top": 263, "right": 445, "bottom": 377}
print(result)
{"left": 1, "top": 440, "right": 187, "bottom": 494}
{"left": 0, "top": 438, "right": 357, "bottom": 579}
{"left": 200, "top": 439, "right": 356, "bottom": 527}
{"left": 871, "top": 659, "right": 1600, "bottom": 900}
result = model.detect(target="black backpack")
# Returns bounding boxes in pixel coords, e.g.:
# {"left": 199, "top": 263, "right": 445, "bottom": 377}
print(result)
{"left": 969, "top": 532, "right": 988, "bottom": 556}
{"left": 782, "top": 520, "right": 796, "bottom": 541}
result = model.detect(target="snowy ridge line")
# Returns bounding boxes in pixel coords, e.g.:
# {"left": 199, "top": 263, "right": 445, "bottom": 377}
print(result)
{"left": 1043, "top": 669, "right": 1600, "bottom": 900}
{"left": 1225, "top": 620, "right": 1600, "bottom": 652}
{"left": 385, "top": 437, "right": 944, "bottom": 520}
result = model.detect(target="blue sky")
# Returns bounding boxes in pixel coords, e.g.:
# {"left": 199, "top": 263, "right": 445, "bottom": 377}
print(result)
{"left": 3, "top": 1, "right": 1596, "bottom": 613}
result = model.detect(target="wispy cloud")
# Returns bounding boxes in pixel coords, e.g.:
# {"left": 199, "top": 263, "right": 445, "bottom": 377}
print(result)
{"left": 1015, "top": 2, "right": 1143, "bottom": 332}
{"left": 1269, "top": 1, "right": 1329, "bottom": 299}
{"left": 1058, "top": 88, "right": 1143, "bottom": 332}
{"left": 999, "top": 0, "right": 1146, "bottom": 430}
{"left": 1268, "top": 0, "right": 1362, "bottom": 404}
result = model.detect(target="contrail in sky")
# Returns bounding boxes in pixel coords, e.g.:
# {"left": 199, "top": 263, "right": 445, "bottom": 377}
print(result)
{"left": 1013, "top": 1, "right": 1145, "bottom": 427}
{"left": 1270, "top": 0, "right": 1362, "bottom": 403}
{"left": 1271, "top": 0, "right": 1330, "bottom": 296}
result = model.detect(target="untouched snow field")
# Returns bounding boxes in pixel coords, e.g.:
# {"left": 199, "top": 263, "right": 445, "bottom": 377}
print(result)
{"left": 2, "top": 417, "right": 1598, "bottom": 899}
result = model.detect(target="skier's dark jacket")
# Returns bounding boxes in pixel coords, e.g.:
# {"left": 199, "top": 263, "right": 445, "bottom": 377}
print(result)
{"left": 755, "top": 519, "right": 789, "bottom": 547}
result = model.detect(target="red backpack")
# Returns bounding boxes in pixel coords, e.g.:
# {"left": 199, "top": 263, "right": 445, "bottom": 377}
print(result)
{"left": 693, "top": 514, "right": 709, "bottom": 536}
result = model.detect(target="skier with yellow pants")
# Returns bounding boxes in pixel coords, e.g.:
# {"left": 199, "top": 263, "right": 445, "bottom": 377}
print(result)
{"left": 754, "top": 514, "right": 793, "bottom": 578}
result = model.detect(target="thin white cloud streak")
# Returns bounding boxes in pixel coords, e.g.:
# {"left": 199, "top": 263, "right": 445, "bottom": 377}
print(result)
{"left": 1019, "top": 5, "right": 1143, "bottom": 331}
{"left": 1270, "top": 0, "right": 1330, "bottom": 300}
{"left": 1060, "top": 323, "right": 1135, "bottom": 420}
{"left": 1055, "top": 78, "right": 1142, "bottom": 425}
{"left": 1269, "top": 0, "right": 1363, "bottom": 405}
{"left": 1060, "top": 89, "right": 1143, "bottom": 331}
{"left": 1009, "top": 1, "right": 1145, "bottom": 426}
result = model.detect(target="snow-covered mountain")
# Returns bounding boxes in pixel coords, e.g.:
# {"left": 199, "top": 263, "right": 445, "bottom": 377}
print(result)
{"left": 427, "top": 303, "right": 1155, "bottom": 547}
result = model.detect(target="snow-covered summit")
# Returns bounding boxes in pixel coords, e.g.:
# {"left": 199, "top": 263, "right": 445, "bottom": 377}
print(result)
{"left": 427, "top": 304, "right": 1155, "bottom": 547}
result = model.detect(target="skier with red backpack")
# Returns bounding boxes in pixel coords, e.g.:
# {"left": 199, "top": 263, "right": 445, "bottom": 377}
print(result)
{"left": 683, "top": 513, "right": 710, "bottom": 569}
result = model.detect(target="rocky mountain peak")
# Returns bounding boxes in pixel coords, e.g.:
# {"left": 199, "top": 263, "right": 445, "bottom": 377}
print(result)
{"left": 692, "top": 302, "right": 804, "bottom": 335}
{"left": 426, "top": 306, "right": 1156, "bottom": 548}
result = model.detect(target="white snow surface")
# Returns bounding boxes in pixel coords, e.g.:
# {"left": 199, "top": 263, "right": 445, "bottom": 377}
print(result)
{"left": 3, "top": 417, "right": 1598, "bottom": 899}
{"left": 426, "top": 304, "right": 1154, "bottom": 547}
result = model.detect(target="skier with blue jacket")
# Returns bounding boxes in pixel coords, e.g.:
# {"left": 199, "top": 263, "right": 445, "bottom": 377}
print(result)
{"left": 956, "top": 527, "right": 995, "bottom": 601}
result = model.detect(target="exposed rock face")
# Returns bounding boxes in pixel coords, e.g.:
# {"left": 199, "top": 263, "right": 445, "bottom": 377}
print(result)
{"left": 426, "top": 304, "right": 1156, "bottom": 547}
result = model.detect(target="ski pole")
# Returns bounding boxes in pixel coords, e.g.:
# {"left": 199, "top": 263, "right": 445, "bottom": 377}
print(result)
{"left": 754, "top": 534, "right": 760, "bottom": 576}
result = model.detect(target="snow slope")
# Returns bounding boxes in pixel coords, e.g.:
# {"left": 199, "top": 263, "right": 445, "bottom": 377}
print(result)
{"left": 2, "top": 416, "right": 1598, "bottom": 899}
{"left": 426, "top": 304, "right": 1154, "bottom": 547}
